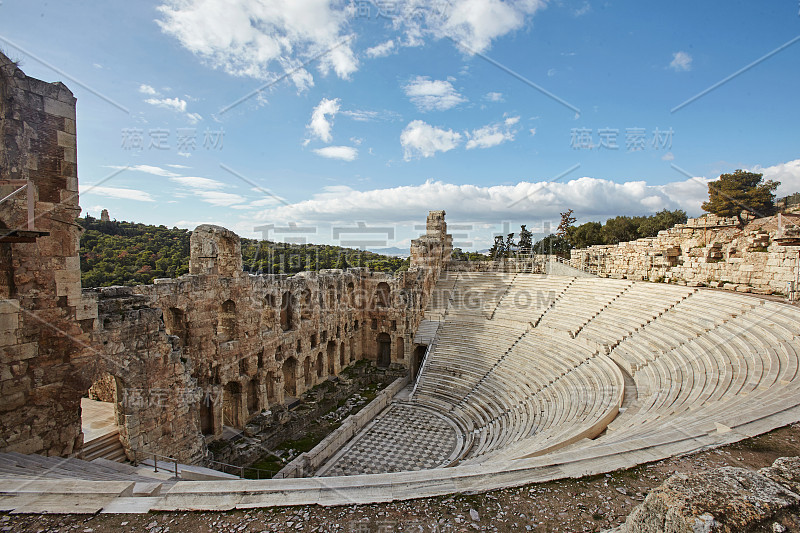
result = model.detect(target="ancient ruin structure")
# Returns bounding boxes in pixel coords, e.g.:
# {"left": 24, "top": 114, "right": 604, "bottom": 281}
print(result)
{"left": 3, "top": 56, "right": 800, "bottom": 525}
{"left": 0, "top": 52, "right": 452, "bottom": 463}
{"left": 569, "top": 213, "right": 800, "bottom": 295}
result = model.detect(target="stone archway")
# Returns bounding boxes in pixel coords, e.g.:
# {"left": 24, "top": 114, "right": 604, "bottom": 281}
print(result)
{"left": 412, "top": 345, "right": 427, "bottom": 380}
{"left": 316, "top": 352, "right": 324, "bottom": 378}
{"left": 377, "top": 333, "right": 391, "bottom": 368}
{"left": 280, "top": 291, "right": 293, "bottom": 331}
{"left": 218, "top": 300, "right": 236, "bottom": 342}
{"left": 247, "top": 378, "right": 259, "bottom": 416}
{"left": 282, "top": 357, "right": 297, "bottom": 397}
{"left": 374, "top": 282, "right": 391, "bottom": 308}
{"left": 199, "top": 400, "right": 214, "bottom": 435}
{"left": 222, "top": 382, "right": 242, "bottom": 428}
{"left": 339, "top": 342, "right": 345, "bottom": 368}
{"left": 327, "top": 341, "right": 336, "bottom": 375}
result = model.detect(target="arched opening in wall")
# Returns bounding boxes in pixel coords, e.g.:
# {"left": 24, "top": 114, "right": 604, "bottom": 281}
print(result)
{"left": 266, "top": 371, "right": 276, "bottom": 404}
{"left": 316, "top": 352, "right": 324, "bottom": 378}
{"left": 349, "top": 337, "right": 355, "bottom": 363}
{"left": 247, "top": 379, "right": 259, "bottom": 416}
{"left": 0, "top": 223, "right": 15, "bottom": 298}
{"left": 303, "top": 357, "right": 311, "bottom": 388}
{"left": 339, "top": 342, "right": 345, "bottom": 368}
{"left": 280, "top": 292, "right": 293, "bottom": 331}
{"left": 412, "top": 345, "right": 427, "bottom": 380}
{"left": 199, "top": 399, "right": 214, "bottom": 435}
{"left": 396, "top": 337, "right": 404, "bottom": 367}
{"left": 301, "top": 288, "right": 313, "bottom": 320}
{"left": 327, "top": 341, "right": 336, "bottom": 375}
{"left": 81, "top": 373, "right": 122, "bottom": 451}
{"left": 347, "top": 281, "right": 355, "bottom": 307}
{"left": 164, "top": 307, "right": 187, "bottom": 347}
{"left": 222, "top": 382, "right": 242, "bottom": 428}
{"left": 328, "top": 288, "right": 335, "bottom": 309}
{"left": 218, "top": 300, "right": 236, "bottom": 342}
{"left": 282, "top": 358, "right": 297, "bottom": 397}
{"left": 377, "top": 333, "right": 391, "bottom": 368}
{"left": 374, "top": 282, "right": 391, "bottom": 308}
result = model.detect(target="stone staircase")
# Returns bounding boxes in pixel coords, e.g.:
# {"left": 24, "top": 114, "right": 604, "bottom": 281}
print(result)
{"left": 81, "top": 429, "right": 126, "bottom": 462}
{"left": 412, "top": 319, "right": 440, "bottom": 345}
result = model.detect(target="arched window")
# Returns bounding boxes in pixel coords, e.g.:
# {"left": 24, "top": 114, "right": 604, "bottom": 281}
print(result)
{"left": 374, "top": 282, "right": 391, "bottom": 308}
{"left": 280, "top": 292, "right": 293, "bottom": 331}
{"left": 218, "top": 300, "right": 236, "bottom": 342}
{"left": 222, "top": 382, "right": 242, "bottom": 428}
{"left": 327, "top": 341, "right": 336, "bottom": 374}
{"left": 247, "top": 379, "right": 259, "bottom": 415}
{"left": 164, "top": 307, "right": 187, "bottom": 347}
{"left": 377, "top": 333, "right": 391, "bottom": 368}
{"left": 282, "top": 358, "right": 297, "bottom": 397}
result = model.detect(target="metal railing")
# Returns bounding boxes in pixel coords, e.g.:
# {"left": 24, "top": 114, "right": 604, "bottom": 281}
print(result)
{"left": 132, "top": 449, "right": 280, "bottom": 480}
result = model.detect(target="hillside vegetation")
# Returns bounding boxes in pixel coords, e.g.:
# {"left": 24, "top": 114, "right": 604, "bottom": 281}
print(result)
{"left": 78, "top": 216, "right": 408, "bottom": 288}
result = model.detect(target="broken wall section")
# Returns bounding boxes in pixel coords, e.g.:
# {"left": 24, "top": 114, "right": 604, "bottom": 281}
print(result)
{"left": 0, "top": 52, "right": 97, "bottom": 456}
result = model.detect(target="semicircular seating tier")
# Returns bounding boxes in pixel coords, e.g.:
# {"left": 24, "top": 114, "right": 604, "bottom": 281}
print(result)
{"left": 407, "top": 272, "right": 800, "bottom": 470}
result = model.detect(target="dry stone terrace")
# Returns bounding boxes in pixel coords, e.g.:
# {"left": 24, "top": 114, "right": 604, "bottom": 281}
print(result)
{"left": 4, "top": 54, "right": 800, "bottom": 525}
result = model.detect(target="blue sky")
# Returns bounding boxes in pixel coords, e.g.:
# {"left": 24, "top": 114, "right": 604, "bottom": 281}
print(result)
{"left": 2, "top": 1, "right": 799, "bottom": 251}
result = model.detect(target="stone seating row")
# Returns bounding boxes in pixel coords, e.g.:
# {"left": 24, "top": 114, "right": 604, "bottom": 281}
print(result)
{"left": 414, "top": 274, "right": 800, "bottom": 472}
{"left": 603, "top": 297, "right": 800, "bottom": 443}
{"left": 536, "top": 279, "right": 632, "bottom": 335}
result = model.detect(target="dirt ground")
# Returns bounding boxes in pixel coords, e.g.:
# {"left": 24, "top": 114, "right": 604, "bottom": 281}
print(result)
{"left": 4, "top": 422, "right": 800, "bottom": 533}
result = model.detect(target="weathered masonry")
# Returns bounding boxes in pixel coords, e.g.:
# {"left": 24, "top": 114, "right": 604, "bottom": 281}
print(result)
{"left": 0, "top": 53, "right": 452, "bottom": 463}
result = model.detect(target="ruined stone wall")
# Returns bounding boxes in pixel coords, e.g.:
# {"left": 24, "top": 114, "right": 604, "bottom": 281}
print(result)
{"left": 0, "top": 52, "right": 98, "bottom": 456}
{"left": 0, "top": 52, "right": 451, "bottom": 464}
{"left": 87, "top": 223, "right": 445, "bottom": 462}
{"left": 570, "top": 214, "right": 800, "bottom": 294}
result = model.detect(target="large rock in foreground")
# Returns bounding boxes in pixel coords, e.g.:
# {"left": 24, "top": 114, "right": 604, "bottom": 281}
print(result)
{"left": 622, "top": 459, "right": 800, "bottom": 532}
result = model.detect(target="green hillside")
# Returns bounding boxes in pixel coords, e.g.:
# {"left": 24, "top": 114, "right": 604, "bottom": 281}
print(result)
{"left": 78, "top": 216, "right": 409, "bottom": 288}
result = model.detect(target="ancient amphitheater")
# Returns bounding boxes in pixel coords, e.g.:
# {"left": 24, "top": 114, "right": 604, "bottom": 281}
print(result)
{"left": 2, "top": 52, "right": 800, "bottom": 522}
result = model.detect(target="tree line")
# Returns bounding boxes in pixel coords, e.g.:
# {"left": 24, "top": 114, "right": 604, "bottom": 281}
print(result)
{"left": 483, "top": 169, "right": 788, "bottom": 259}
{"left": 78, "top": 216, "right": 409, "bottom": 288}
{"left": 482, "top": 209, "right": 689, "bottom": 260}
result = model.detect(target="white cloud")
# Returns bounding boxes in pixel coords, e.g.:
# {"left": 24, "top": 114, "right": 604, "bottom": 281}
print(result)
{"left": 139, "top": 84, "right": 158, "bottom": 95}
{"left": 752, "top": 159, "right": 800, "bottom": 197}
{"left": 82, "top": 186, "right": 156, "bottom": 202}
{"left": 403, "top": 76, "right": 467, "bottom": 111}
{"left": 156, "top": 0, "right": 357, "bottom": 91}
{"left": 465, "top": 116, "right": 519, "bottom": 149}
{"left": 169, "top": 176, "right": 226, "bottom": 190}
{"left": 485, "top": 91, "right": 504, "bottom": 102}
{"left": 573, "top": 2, "right": 591, "bottom": 16}
{"left": 529, "top": 128, "right": 537, "bottom": 136}
{"left": 395, "top": 0, "right": 546, "bottom": 53}
{"left": 308, "top": 98, "right": 340, "bottom": 143}
{"left": 145, "top": 97, "right": 187, "bottom": 113}
{"left": 166, "top": 164, "right": 191, "bottom": 169}
{"left": 192, "top": 190, "right": 247, "bottom": 207}
{"left": 155, "top": 1, "right": 545, "bottom": 92}
{"left": 661, "top": 152, "right": 675, "bottom": 161}
{"left": 401, "top": 120, "right": 462, "bottom": 160}
{"left": 669, "top": 51, "right": 692, "bottom": 71}
{"left": 144, "top": 96, "right": 202, "bottom": 123}
{"left": 313, "top": 146, "right": 358, "bottom": 161}
{"left": 251, "top": 175, "right": 713, "bottom": 227}
{"left": 365, "top": 40, "right": 395, "bottom": 58}
{"left": 105, "top": 164, "right": 182, "bottom": 177}
{"left": 341, "top": 108, "right": 402, "bottom": 122}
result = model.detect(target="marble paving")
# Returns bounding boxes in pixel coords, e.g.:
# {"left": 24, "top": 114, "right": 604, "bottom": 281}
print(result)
{"left": 318, "top": 403, "right": 458, "bottom": 477}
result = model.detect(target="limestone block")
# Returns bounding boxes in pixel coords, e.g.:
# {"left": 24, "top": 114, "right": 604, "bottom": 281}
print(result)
{"left": 624, "top": 467, "right": 799, "bottom": 533}
{"left": 43, "top": 96, "right": 75, "bottom": 119}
